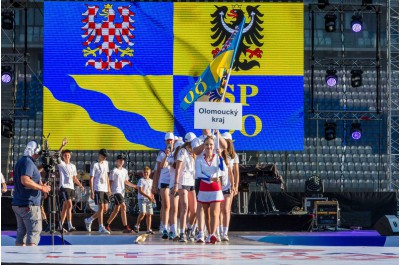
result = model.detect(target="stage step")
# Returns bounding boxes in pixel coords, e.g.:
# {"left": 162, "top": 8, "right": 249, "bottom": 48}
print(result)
{"left": 242, "top": 230, "right": 399, "bottom": 247}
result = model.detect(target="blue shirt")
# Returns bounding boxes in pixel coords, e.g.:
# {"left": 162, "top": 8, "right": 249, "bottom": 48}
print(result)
{"left": 12, "top": 156, "right": 42, "bottom": 206}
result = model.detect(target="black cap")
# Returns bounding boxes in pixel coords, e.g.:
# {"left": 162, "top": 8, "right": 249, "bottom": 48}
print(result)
{"left": 98, "top": 148, "right": 108, "bottom": 158}
{"left": 116, "top": 154, "right": 125, "bottom": 160}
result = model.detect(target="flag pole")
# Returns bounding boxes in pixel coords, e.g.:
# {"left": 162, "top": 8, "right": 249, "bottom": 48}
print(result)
{"left": 220, "top": 19, "right": 245, "bottom": 103}
{"left": 215, "top": 19, "right": 245, "bottom": 179}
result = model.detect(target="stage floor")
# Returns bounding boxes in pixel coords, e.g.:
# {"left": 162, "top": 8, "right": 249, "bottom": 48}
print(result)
{"left": 1, "top": 231, "right": 398, "bottom": 264}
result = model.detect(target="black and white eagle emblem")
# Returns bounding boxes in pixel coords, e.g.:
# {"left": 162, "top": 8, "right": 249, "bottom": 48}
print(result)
{"left": 210, "top": 5, "right": 264, "bottom": 71}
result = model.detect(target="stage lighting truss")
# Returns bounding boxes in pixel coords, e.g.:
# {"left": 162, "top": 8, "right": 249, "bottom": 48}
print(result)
{"left": 324, "top": 13, "right": 337, "bottom": 32}
{"left": 324, "top": 121, "right": 337, "bottom": 141}
{"left": 325, "top": 69, "right": 338, "bottom": 87}
{"left": 1, "top": 66, "right": 13, "bottom": 84}
{"left": 350, "top": 69, "right": 363, "bottom": 87}
{"left": 1, "top": 11, "right": 14, "bottom": 30}
{"left": 351, "top": 13, "right": 363, "bottom": 33}
{"left": 350, "top": 122, "right": 362, "bottom": 140}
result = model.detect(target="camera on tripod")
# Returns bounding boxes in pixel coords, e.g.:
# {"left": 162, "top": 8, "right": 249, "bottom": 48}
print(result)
{"left": 41, "top": 148, "right": 62, "bottom": 174}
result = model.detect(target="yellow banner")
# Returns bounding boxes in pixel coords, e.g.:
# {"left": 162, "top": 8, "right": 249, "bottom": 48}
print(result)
{"left": 43, "top": 75, "right": 173, "bottom": 150}
{"left": 174, "top": 3, "right": 304, "bottom": 76}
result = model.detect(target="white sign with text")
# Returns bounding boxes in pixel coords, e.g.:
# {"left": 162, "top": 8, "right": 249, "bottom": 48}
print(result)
{"left": 194, "top": 102, "right": 242, "bottom": 130}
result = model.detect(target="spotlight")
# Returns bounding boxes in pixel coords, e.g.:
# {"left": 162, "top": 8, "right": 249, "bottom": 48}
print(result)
{"left": 324, "top": 122, "right": 336, "bottom": 141}
{"left": 305, "top": 175, "right": 324, "bottom": 194}
{"left": 351, "top": 122, "right": 362, "bottom": 140}
{"left": 1, "top": 118, "right": 14, "bottom": 138}
{"left": 1, "top": 66, "right": 13, "bottom": 84}
{"left": 1, "top": 11, "right": 14, "bottom": 30}
{"left": 362, "top": 0, "right": 373, "bottom": 5}
{"left": 324, "top": 13, "right": 337, "bottom": 32}
{"left": 318, "top": 0, "right": 329, "bottom": 9}
{"left": 351, "top": 14, "right": 363, "bottom": 33}
{"left": 351, "top": 70, "right": 363, "bottom": 87}
{"left": 325, "top": 70, "right": 338, "bottom": 87}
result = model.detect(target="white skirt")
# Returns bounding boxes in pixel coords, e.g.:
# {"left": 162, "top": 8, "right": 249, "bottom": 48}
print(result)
{"left": 197, "top": 180, "right": 224, "bottom": 204}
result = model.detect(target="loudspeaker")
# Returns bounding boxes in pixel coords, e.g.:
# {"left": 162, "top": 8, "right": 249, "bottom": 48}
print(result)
{"left": 374, "top": 215, "right": 399, "bottom": 236}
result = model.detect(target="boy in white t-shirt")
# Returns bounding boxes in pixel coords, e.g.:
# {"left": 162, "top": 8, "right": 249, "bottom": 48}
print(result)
{"left": 105, "top": 154, "right": 137, "bottom": 233}
{"left": 58, "top": 149, "right": 84, "bottom": 233}
{"left": 135, "top": 166, "right": 155, "bottom": 234}
{"left": 84, "top": 149, "right": 111, "bottom": 234}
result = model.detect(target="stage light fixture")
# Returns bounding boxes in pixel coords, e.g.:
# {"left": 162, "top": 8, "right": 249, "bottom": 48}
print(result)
{"left": 1, "top": 66, "right": 13, "bottom": 84}
{"left": 324, "top": 122, "right": 336, "bottom": 141}
{"left": 362, "top": 0, "right": 373, "bottom": 5}
{"left": 324, "top": 13, "right": 337, "bottom": 32}
{"left": 351, "top": 14, "right": 363, "bottom": 33}
{"left": 1, "top": 11, "right": 14, "bottom": 30}
{"left": 351, "top": 70, "right": 363, "bottom": 87}
{"left": 325, "top": 70, "right": 338, "bottom": 87}
{"left": 318, "top": 0, "right": 329, "bottom": 9}
{"left": 305, "top": 175, "right": 324, "bottom": 194}
{"left": 1, "top": 118, "right": 14, "bottom": 138}
{"left": 351, "top": 122, "right": 362, "bottom": 140}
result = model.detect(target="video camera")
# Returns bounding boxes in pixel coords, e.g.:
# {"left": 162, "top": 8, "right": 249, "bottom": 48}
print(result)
{"left": 41, "top": 149, "right": 62, "bottom": 174}
{"left": 41, "top": 136, "right": 62, "bottom": 174}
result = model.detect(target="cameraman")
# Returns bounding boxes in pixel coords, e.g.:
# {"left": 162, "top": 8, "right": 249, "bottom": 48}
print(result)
{"left": 11, "top": 141, "right": 51, "bottom": 246}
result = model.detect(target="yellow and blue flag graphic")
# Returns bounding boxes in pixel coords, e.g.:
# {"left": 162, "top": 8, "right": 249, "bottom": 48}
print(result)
{"left": 44, "top": 1, "right": 304, "bottom": 151}
{"left": 180, "top": 19, "right": 245, "bottom": 111}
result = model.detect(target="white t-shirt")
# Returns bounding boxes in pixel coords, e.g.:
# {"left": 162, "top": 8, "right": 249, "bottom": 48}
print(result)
{"left": 230, "top": 153, "right": 240, "bottom": 167}
{"left": 156, "top": 151, "right": 173, "bottom": 185}
{"left": 195, "top": 154, "right": 227, "bottom": 183}
{"left": 176, "top": 148, "right": 195, "bottom": 186}
{"left": 221, "top": 153, "right": 239, "bottom": 191}
{"left": 90, "top": 160, "right": 109, "bottom": 192}
{"left": 137, "top": 177, "right": 153, "bottom": 201}
{"left": 109, "top": 167, "right": 129, "bottom": 196}
{"left": 1, "top": 173, "right": 5, "bottom": 184}
{"left": 57, "top": 161, "right": 77, "bottom": 190}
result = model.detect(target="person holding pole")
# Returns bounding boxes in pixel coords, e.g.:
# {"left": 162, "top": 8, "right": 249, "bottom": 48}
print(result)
{"left": 195, "top": 136, "right": 226, "bottom": 244}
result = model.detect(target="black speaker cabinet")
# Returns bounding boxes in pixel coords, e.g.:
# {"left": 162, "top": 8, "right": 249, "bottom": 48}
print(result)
{"left": 374, "top": 215, "right": 399, "bottom": 236}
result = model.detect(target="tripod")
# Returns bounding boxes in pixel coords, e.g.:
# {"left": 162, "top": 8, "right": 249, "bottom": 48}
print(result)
{"left": 261, "top": 179, "right": 279, "bottom": 214}
{"left": 46, "top": 171, "right": 64, "bottom": 245}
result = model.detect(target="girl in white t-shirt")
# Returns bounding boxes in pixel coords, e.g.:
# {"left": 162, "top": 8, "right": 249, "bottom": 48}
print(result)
{"left": 166, "top": 139, "right": 184, "bottom": 240}
{"left": 152, "top": 132, "right": 175, "bottom": 239}
{"left": 220, "top": 132, "right": 239, "bottom": 241}
{"left": 172, "top": 132, "right": 197, "bottom": 242}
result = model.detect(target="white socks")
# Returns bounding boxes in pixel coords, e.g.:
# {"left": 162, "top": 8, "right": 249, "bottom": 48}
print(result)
{"left": 170, "top": 224, "right": 176, "bottom": 235}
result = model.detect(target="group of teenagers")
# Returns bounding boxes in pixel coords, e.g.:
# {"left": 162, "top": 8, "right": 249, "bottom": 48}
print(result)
{"left": 82, "top": 129, "right": 239, "bottom": 244}
{"left": 10, "top": 129, "right": 239, "bottom": 246}
{"left": 152, "top": 129, "right": 239, "bottom": 244}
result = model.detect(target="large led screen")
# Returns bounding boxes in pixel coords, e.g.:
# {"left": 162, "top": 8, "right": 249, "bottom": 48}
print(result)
{"left": 44, "top": 1, "right": 304, "bottom": 150}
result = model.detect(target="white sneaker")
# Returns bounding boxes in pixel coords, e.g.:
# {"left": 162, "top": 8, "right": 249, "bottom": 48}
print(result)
{"left": 84, "top": 218, "right": 92, "bottom": 232}
{"left": 205, "top": 235, "right": 211, "bottom": 244}
{"left": 68, "top": 226, "right": 76, "bottom": 232}
{"left": 221, "top": 234, "right": 230, "bottom": 241}
{"left": 99, "top": 226, "right": 110, "bottom": 234}
{"left": 216, "top": 234, "right": 221, "bottom": 242}
{"left": 196, "top": 233, "right": 205, "bottom": 243}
